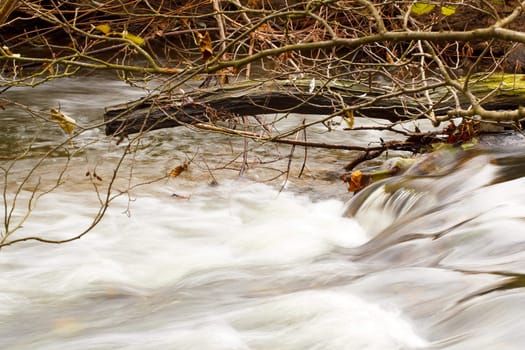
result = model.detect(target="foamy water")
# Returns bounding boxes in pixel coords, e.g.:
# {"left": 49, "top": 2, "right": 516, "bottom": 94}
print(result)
{"left": 0, "top": 181, "right": 427, "bottom": 349}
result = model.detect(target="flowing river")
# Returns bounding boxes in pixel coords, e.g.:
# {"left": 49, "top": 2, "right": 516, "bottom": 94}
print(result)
{"left": 1, "top": 76, "right": 525, "bottom": 349}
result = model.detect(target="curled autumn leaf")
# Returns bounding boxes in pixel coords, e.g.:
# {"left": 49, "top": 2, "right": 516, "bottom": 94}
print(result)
{"left": 50, "top": 108, "right": 76, "bottom": 135}
{"left": 197, "top": 31, "right": 214, "bottom": 62}
{"left": 343, "top": 170, "right": 372, "bottom": 192}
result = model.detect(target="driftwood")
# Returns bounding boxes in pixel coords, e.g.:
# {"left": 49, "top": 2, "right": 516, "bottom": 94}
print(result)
{"left": 104, "top": 75, "right": 525, "bottom": 137}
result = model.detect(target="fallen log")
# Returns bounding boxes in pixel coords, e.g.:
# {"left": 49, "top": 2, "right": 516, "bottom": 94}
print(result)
{"left": 103, "top": 79, "right": 391, "bottom": 137}
{"left": 104, "top": 75, "right": 525, "bottom": 137}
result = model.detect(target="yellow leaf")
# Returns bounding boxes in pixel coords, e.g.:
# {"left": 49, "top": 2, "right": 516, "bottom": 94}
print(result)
{"left": 120, "top": 31, "right": 145, "bottom": 46}
{"left": 94, "top": 24, "right": 111, "bottom": 35}
{"left": 342, "top": 109, "right": 354, "bottom": 129}
{"left": 410, "top": 3, "right": 435, "bottom": 16}
{"left": 50, "top": 108, "right": 76, "bottom": 135}
{"left": 441, "top": 6, "right": 456, "bottom": 16}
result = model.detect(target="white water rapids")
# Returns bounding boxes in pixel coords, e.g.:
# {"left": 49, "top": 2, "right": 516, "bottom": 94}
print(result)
{"left": 2, "top": 76, "right": 525, "bottom": 349}
{"left": 0, "top": 182, "right": 428, "bottom": 349}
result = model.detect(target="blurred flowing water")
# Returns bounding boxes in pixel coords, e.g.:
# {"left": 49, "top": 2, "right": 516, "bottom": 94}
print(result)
{"left": 1, "top": 76, "right": 525, "bottom": 349}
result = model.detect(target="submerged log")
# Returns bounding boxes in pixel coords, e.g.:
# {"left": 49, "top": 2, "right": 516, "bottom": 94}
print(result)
{"left": 104, "top": 75, "right": 525, "bottom": 137}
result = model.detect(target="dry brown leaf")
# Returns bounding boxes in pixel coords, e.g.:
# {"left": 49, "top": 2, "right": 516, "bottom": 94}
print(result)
{"left": 197, "top": 31, "right": 214, "bottom": 62}
{"left": 248, "top": 0, "right": 262, "bottom": 8}
{"left": 169, "top": 162, "right": 189, "bottom": 177}
{"left": 386, "top": 52, "right": 394, "bottom": 64}
{"left": 342, "top": 109, "right": 354, "bottom": 129}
